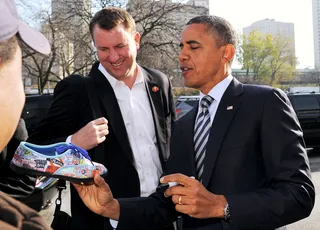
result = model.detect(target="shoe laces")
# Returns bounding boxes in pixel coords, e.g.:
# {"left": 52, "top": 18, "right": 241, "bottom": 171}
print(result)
{"left": 55, "top": 143, "right": 92, "bottom": 164}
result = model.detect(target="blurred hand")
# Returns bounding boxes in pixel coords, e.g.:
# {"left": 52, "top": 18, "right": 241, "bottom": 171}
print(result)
{"left": 161, "top": 173, "right": 226, "bottom": 219}
{"left": 71, "top": 117, "right": 108, "bottom": 150}
{"left": 73, "top": 174, "right": 120, "bottom": 219}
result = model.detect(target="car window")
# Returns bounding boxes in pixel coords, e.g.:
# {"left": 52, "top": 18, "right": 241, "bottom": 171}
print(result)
{"left": 184, "top": 100, "right": 199, "bottom": 107}
{"left": 291, "top": 96, "right": 320, "bottom": 112}
{"left": 22, "top": 95, "right": 54, "bottom": 134}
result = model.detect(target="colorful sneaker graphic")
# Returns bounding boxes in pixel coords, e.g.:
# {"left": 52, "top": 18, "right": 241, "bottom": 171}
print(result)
{"left": 10, "top": 142, "right": 107, "bottom": 183}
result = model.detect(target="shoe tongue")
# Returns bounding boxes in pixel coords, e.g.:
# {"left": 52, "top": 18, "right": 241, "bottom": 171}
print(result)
{"left": 55, "top": 143, "right": 92, "bottom": 162}
{"left": 55, "top": 144, "right": 71, "bottom": 155}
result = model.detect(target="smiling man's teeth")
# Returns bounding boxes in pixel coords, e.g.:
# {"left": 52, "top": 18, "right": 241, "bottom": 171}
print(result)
{"left": 112, "top": 62, "right": 122, "bottom": 67}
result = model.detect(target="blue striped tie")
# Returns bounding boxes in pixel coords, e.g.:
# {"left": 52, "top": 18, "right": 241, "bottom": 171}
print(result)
{"left": 194, "top": 95, "right": 214, "bottom": 182}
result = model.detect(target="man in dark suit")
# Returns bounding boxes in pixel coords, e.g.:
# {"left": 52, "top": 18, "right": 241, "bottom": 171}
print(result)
{"left": 28, "top": 6, "right": 175, "bottom": 230}
{"left": 74, "top": 15, "right": 315, "bottom": 230}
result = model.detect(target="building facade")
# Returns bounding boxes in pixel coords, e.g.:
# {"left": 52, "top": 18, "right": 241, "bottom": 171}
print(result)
{"left": 187, "top": 0, "right": 209, "bottom": 8}
{"left": 243, "top": 18, "right": 296, "bottom": 57}
{"left": 51, "top": 0, "right": 92, "bottom": 77}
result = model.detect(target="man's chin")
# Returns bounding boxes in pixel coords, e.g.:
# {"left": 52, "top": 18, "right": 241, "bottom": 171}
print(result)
{"left": 183, "top": 80, "right": 194, "bottom": 89}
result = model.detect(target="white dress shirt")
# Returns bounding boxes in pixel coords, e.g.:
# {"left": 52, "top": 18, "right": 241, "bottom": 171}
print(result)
{"left": 98, "top": 64, "right": 163, "bottom": 197}
{"left": 99, "top": 64, "right": 164, "bottom": 229}
{"left": 196, "top": 75, "right": 233, "bottom": 124}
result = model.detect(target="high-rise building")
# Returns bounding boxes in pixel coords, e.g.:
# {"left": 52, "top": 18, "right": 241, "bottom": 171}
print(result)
{"left": 313, "top": 0, "right": 320, "bottom": 69}
{"left": 243, "top": 18, "right": 296, "bottom": 57}
{"left": 51, "top": 0, "right": 92, "bottom": 77}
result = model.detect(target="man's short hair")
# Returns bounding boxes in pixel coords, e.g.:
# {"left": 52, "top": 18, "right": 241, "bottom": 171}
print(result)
{"left": 0, "top": 36, "right": 18, "bottom": 66}
{"left": 89, "top": 7, "right": 136, "bottom": 39}
{"left": 186, "top": 15, "right": 236, "bottom": 48}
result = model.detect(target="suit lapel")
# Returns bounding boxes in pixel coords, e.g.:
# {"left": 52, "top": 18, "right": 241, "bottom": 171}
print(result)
{"left": 202, "top": 79, "right": 244, "bottom": 187}
{"left": 183, "top": 107, "right": 198, "bottom": 176}
{"left": 167, "top": 106, "right": 198, "bottom": 176}
{"left": 141, "top": 68, "right": 168, "bottom": 161}
{"left": 88, "top": 63, "right": 134, "bottom": 163}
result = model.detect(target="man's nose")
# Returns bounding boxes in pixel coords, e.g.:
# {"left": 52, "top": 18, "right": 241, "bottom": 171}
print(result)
{"left": 178, "top": 49, "right": 189, "bottom": 62}
{"left": 108, "top": 49, "right": 119, "bottom": 63}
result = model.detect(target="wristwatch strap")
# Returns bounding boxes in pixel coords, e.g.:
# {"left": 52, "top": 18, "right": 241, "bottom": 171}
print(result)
{"left": 223, "top": 202, "right": 231, "bottom": 222}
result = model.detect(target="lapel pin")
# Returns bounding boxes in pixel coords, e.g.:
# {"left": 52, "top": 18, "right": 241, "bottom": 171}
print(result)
{"left": 152, "top": 86, "right": 159, "bottom": 92}
{"left": 227, "top": 106, "right": 233, "bottom": 110}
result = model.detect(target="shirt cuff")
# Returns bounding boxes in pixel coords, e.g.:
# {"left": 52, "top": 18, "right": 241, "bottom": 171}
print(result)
{"left": 110, "top": 219, "right": 118, "bottom": 229}
{"left": 66, "top": 135, "right": 72, "bottom": 144}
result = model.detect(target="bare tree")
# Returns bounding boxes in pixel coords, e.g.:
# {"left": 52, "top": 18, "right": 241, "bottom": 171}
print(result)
{"left": 18, "top": 0, "right": 95, "bottom": 93}
{"left": 128, "top": 0, "right": 208, "bottom": 86}
{"left": 18, "top": 0, "right": 208, "bottom": 92}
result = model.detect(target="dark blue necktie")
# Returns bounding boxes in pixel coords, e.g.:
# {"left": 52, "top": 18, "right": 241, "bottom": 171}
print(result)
{"left": 194, "top": 95, "right": 214, "bottom": 182}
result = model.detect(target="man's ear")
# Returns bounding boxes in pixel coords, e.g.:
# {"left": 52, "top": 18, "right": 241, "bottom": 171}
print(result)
{"left": 134, "top": 32, "right": 141, "bottom": 50}
{"left": 222, "top": 44, "right": 235, "bottom": 63}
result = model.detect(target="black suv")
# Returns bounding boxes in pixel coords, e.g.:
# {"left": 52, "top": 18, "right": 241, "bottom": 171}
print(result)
{"left": 287, "top": 92, "right": 320, "bottom": 150}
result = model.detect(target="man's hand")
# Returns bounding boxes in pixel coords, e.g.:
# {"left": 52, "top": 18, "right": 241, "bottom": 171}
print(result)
{"left": 73, "top": 174, "right": 120, "bottom": 220}
{"left": 71, "top": 117, "right": 108, "bottom": 150}
{"left": 161, "top": 173, "right": 227, "bottom": 219}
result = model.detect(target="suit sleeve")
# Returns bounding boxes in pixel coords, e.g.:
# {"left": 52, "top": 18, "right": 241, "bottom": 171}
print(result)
{"left": 225, "top": 88, "right": 315, "bottom": 229}
{"left": 115, "top": 192, "right": 177, "bottom": 230}
{"left": 28, "top": 75, "right": 87, "bottom": 145}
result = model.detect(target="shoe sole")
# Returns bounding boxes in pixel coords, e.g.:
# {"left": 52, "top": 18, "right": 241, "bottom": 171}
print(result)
{"left": 10, "top": 162, "right": 107, "bottom": 184}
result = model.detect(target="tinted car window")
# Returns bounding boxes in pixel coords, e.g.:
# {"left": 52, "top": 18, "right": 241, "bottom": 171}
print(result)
{"left": 184, "top": 100, "right": 199, "bottom": 107}
{"left": 22, "top": 94, "right": 54, "bottom": 134}
{"left": 287, "top": 93, "right": 320, "bottom": 149}
{"left": 292, "top": 96, "right": 320, "bottom": 112}
{"left": 175, "top": 96, "right": 199, "bottom": 119}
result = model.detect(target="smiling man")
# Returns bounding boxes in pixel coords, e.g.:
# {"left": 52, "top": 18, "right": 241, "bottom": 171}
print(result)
{"left": 27, "top": 6, "right": 175, "bottom": 230}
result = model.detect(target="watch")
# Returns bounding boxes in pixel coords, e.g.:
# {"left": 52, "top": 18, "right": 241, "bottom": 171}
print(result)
{"left": 223, "top": 202, "right": 231, "bottom": 221}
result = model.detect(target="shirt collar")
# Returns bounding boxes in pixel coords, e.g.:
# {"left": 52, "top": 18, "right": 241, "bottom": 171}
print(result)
{"left": 199, "top": 74, "right": 233, "bottom": 104}
{"left": 98, "top": 63, "right": 144, "bottom": 90}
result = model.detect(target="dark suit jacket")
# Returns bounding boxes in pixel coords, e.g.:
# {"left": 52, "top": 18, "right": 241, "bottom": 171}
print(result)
{"left": 28, "top": 62, "right": 176, "bottom": 230}
{"left": 116, "top": 79, "right": 315, "bottom": 230}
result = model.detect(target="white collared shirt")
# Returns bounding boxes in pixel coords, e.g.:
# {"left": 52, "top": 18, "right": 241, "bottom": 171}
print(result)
{"left": 196, "top": 75, "right": 233, "bottom": 125}
{"left": 97, "top": 64, "right": 163, "bottom": 197}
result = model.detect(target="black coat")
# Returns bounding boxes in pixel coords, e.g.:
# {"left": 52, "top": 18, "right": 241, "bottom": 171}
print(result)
{"left": 115, "top": 79, "right": 315, "bottom": 230}
{"left": 28, "top": 62, "right": 176, "bottom": 230}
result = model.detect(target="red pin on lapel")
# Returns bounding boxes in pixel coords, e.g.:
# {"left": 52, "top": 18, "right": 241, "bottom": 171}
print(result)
{"left": 152, "top": 86, "right": 159, "bottom": 92}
